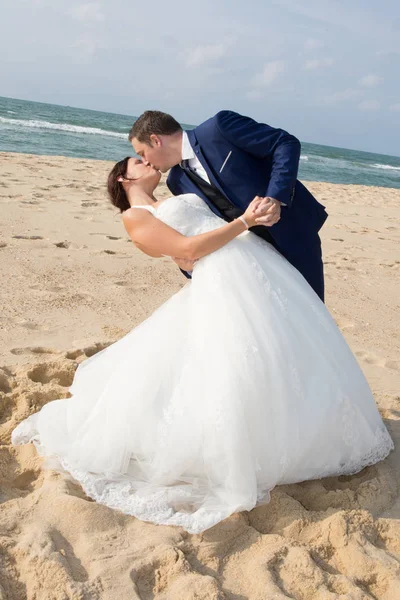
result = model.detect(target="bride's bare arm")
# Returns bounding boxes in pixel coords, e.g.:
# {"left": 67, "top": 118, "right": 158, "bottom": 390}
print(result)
{"left": 122, "top": 200, "right": 259, "bottom": 261}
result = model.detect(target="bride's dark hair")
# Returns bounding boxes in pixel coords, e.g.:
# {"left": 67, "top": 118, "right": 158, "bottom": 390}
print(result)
{"left": 107, "top": 156, "right": 131, "bottom": 213}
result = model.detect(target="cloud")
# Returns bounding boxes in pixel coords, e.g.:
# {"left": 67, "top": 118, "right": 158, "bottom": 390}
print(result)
{"left": 303, "top": 58, "right": 334, "bottom": 70}
{"left": 246, "top": 90, "right": 265, "bottom": 102}
{"left": 185, "top": 42, "right": 230, "bottom": 67}
{"left": 250, "top": 61, "right": 285, "bottom": 87}
{"left": 70, "top": 2, "right": 104, "bottom": 22}
{"left": 389, "top": 103, "right": 400, "bottom": 111}
{"left": 359, "top": 74, "right": 383, "bottom": 87}
{"left": 358, "top": 100, "right": 380, "bottom": 111}
{"left": 323, "top": 88, "right": 361, "bottom": 105}
{"left": 71, "top": 32, "right": 101, "bottom": 58}
{"left": 304, "top": 38, "right": 323, "bottom": 52}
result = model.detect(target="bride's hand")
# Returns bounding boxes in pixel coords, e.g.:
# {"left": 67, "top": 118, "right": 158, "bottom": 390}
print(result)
{"left": 242, "top": 197, "right": 266, "bottom": 227}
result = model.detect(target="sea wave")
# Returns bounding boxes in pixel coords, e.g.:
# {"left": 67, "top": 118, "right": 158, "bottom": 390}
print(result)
{"left": 372, "top": 163, "right": 400, "bottom": 171}
{"left": 0, "top": 116, "right": 127, "bottom": 139}
{"left": 300, "top": 155, "right": 308, "bottom": 161}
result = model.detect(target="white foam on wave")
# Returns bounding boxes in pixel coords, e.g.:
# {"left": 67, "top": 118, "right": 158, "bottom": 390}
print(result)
{"left": 300, "top": 155, "right": 309, "bottom": 161}
{"left": 373, "top": 163, "right": 400, "bottom": 171}
{"left": 0, "top": 116, "right": 127, "bottom": 139}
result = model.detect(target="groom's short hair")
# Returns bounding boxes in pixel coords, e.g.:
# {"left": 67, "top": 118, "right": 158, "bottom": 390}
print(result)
{"left": 128, "top": 111, "right": 182, "bottom": 144}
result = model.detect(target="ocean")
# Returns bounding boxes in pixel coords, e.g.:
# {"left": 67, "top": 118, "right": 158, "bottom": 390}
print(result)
{"left": 1, "top": 96, "right": 399, "bottom": 189}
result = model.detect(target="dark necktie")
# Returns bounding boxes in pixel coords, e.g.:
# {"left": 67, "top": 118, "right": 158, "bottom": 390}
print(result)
{"left": 180, "top": 159, "right": 243, "bottom": 221}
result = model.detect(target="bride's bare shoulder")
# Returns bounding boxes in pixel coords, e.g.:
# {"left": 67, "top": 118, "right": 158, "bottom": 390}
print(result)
{"left": 122, "top": 207, "right": 153, "bottom": 229}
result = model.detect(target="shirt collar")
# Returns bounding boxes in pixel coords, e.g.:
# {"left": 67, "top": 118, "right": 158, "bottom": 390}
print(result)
{"left": 181, "top": 130, "right": 195, "bottom": 161}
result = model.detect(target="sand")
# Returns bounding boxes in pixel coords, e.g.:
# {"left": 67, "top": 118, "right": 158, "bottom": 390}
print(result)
{"left": 0, "top": 151, "right": 399, "bottom": 599}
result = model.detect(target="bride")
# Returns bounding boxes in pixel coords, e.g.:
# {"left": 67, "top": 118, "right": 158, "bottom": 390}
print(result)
{"left": 12, "top": 157, "right": 394, "bottom": 534}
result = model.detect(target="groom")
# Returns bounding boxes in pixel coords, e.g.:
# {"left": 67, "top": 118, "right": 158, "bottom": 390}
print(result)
{"left": 129, "top": 110, "right": 328, "bottom": 301}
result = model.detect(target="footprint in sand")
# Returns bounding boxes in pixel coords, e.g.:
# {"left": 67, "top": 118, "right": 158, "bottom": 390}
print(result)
{"left": 10, "top": 347, "right": 59, "bottom": 356}
{"left": 0, "top": 242, "right": 7, "bottom": 248}
{"left": 81, "top": 202, "right": 99, "bottom": 207}
{"left": 334, "top": 317, "right": 355, "bottom": 331}
{"left": 48, "top": 285, "right": 66, "bottom": 292}
{"left": 0, "top": 444, "right": 41, "bottom": 497}
{"left": 12, "top": 469, "right": 40, "bottom": 492}
{"left": 12, "top": 235, "right": 44, "bottom": 240}
{"left": 355, "top": 350, "right": 382, "bottom": 365}
{"left": 385, "top": 360, "right": 399, "bottom": 372}
{"left": 106, "top": 235, "right": 122, "bottom": 241}
{"left": 354, "top": 349, "right": 396, "bottom": 369}
{"left": 114, "top": 281, "right": 130, "bottom": 287}
{"left": 65, "top": 341, "right": 111, "bottom": 360}
{"left": 82, "top": 342, "right": 112, "bottom": 357}
{"left": 0, "top": 396, "right": 15, "bottom": 426}
{"left": 54, "top": 241, "right": 71, "bottom": 249}
{"left": 335, "top": 264, "right": 356, "bottom": 271}
{"left": 379, "top": 261, "right": 400, "bottom": 269}
{"left": 15, "top": 319, "right": 42, "bottom": 330}
{"left": 0, "top": 369, "right": 13, "bottom": 394}
{"left": 27, "top": 362, "right": 76, "bottom": 387}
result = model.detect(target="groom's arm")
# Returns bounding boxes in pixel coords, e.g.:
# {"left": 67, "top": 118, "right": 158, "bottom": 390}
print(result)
{"left": 215, "top": 110, "right": 301, "bottom": 208}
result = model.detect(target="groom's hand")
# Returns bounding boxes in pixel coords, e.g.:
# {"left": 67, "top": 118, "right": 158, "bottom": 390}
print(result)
{"left": 252, "top": 197, "right": 281, "bottom": 226}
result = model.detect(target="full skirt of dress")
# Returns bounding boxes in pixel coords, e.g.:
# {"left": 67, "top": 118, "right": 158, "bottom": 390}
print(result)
{"left": 12, "top": 232, "right": 394, "bottom": 533}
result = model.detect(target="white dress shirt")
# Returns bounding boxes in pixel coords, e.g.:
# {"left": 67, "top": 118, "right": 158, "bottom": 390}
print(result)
{"left": 181, "top": 130, "right": 211, "bottom": 184}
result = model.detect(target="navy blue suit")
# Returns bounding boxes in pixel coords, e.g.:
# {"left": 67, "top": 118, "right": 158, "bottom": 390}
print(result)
{"left": 167, "top": 110, "right": 328, "bottom": 301}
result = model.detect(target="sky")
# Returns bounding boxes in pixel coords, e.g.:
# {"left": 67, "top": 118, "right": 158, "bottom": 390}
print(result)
{"left": 0, "top": 0, "right": 400, "bottom": 155}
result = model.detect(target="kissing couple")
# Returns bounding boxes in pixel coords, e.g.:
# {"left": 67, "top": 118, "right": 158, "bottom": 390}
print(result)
{"left": 12, "top": 110, "right": 393, "bottom": 534}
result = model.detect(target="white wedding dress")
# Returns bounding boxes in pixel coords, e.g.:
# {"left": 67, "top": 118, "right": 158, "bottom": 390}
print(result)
{"left": 12, "top": 193, "right": 394, "bottom": 534}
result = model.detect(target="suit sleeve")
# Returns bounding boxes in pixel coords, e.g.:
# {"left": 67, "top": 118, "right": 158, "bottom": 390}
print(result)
{"left": 215, "top": 110, "right": 300, "bottom": 207}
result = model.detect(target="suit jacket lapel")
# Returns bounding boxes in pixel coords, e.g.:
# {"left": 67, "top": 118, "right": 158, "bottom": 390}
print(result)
{"left": 186, "top": 129, "right": 229, "bottom": 199}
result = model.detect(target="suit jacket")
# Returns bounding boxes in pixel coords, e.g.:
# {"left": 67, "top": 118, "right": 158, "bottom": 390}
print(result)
{"left": 167, "top": 110, "right": 328, "bottom": 295}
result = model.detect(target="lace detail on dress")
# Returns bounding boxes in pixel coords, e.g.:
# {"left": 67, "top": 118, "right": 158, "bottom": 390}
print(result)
{"left": 317, "top": 425, "right": 393, "bottom": 479}
{"left": 154, "top": 194, "right": 227, "bottom": 236}
{"left": 290, "top": 364, "right": 305, "bottom": 401}
{"left": 340, "top": 392, "right": 361, "bottom": 446}
{"left": 250, "top": 260, "right": 272, "bottom": 295}
{"left": 271, "top": 287, "right": 289, "bottom": 316}
{"left": 12, "top": 416, "right": 394, "bottom": 534}
{"left": 310, "top": 302, "right": 332, "bottom": 332}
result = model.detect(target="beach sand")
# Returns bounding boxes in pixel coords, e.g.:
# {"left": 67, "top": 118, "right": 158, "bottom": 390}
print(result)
{"left": 0, "top": 151, "right": 399, "bottom": 599}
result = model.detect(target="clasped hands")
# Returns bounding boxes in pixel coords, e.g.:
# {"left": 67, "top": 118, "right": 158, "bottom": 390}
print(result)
{"left": 172, "top": 196, "right": 281, "bottom": 272}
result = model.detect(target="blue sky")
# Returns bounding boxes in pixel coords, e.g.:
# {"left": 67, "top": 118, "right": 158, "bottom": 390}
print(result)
{"left": 1, "top": 0, "right": 399, "bottom": 155}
